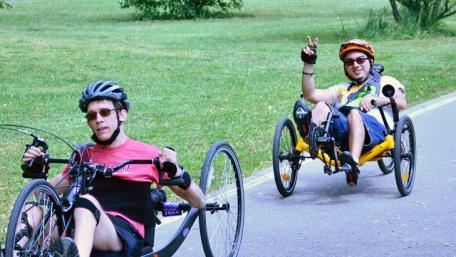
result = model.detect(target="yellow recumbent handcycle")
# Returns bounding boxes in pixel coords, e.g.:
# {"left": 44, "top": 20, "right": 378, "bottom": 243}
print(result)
{"left": 272, "top": 85, "right": 416, "bottom": 197}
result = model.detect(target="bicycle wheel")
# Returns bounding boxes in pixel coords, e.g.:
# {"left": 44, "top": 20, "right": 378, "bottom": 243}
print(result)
{"left": 5, "top": 179, "right": 64, "bottom": 257}
{"left": 393, "top": 115, "right": 416, "bottom": 196}
{"left": 272, "top": 117, "right": 299, "bottom": 197}
{"left": 199, "top": 141, "right": 245, "bottom": 257}
{"left": 377, "top": 154, "right": 394, "bottom": 175}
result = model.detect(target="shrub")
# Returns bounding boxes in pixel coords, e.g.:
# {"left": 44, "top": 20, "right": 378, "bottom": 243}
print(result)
{"left": 360, "top": 1, "right": 456, "bottom": 39}
{"left": 120, "top": 0, "right": 243, "bottom": 19}
{"left": 360, "top": 8, "right": 423, "bottom": 39}
{"left": 390, "top": 0, "right": 456, "bottom": 29}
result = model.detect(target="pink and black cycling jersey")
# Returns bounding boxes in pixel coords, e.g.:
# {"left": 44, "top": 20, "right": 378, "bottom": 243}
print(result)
{"left": 62, "top": 138, "right": 161, "bottom": 237}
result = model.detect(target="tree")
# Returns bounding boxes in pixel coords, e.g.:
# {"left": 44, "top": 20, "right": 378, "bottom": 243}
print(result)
{"left": 0, "top": 0, "right": 12, "bottom": 9}
{"left": 390, "top": 0, "right": 402, "bottom": 23}
{"left": 120, "top": 0, "right": 244, "bottom": 19}
{"left": 389, "top": 0, "right": 456, "bottom": 29}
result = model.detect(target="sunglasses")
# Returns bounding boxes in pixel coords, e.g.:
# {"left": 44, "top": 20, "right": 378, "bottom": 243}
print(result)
{"left": 344, "top": 57, "right": 369, "bottom": 67}
{"left": 86, "top": 108, "right": 118, "bottom": 121}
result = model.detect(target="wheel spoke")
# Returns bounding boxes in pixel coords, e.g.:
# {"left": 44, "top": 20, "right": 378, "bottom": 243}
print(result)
{"left": 400, "top": 125, "right": 412, "bottom": 186}
{"left": 200, "top": 142, "right": 244, "bottom": 257}
{"left": 6, "top": 181, "right": 63, "bottom": 257}
{"left": 394, "top": 117, "right": 416, "bottom": 196}
{"left": 273, "top": 118, "right": 298, "bottom": 197}
{"left": 279, "top": 127, "right": 294, "bottom": 185}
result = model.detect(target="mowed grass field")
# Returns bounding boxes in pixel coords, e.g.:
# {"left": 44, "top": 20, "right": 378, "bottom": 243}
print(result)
{"left": 1, "top": 0, "right": 455, "bottom": 240}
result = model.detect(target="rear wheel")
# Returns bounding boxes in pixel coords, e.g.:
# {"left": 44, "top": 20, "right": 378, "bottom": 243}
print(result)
{"left": 272, "top": 118, "right": 299, "bottom": 197}
{"left": 199, "top": 141, "right": 245, "bottom": 257}
{"left": 378, "top": 154, "right": 394, "bottom": 174}
{"left": 5, "top": 179, "right": 64, "bottom": 257}
{"left": 393, "top": 115, "right": 416, "bottom": 196}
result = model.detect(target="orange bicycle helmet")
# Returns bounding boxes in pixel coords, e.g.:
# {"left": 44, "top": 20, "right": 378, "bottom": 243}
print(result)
{"left": 339, "top": 39, "right": 375, "bottom": 61}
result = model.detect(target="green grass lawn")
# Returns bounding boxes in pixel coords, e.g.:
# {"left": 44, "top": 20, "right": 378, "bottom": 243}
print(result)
{"left": 1, "top": 0, "right": 455, "bottom": 241}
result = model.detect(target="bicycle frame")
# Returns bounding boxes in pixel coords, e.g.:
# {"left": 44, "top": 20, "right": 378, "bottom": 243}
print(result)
{"left": 145, "top": 208, "right": 199, "bottom": 256}
{"left": 295, "top": 134, "right": 394, "bottom": 167}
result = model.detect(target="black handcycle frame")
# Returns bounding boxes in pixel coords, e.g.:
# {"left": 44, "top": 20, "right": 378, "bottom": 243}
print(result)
{"left": 1, "top": 132, "right": 244, "bottom": 257}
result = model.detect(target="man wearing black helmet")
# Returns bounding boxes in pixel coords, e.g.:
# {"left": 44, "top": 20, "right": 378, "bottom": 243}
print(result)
{"left": 295, "top": 36, "right": 407, "bottom": 186}
{"left": 22, "top": 81, "right": 205, "bottom": 257}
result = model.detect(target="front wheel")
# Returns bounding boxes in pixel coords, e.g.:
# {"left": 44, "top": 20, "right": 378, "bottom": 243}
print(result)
{"left": 5, "top": 179, "right": 65, "bottom": 257}
{"left": 272, "top": 118, "right": 299, "bottom": 197}
{"left": 394, "top": 115, "right": 416, "bottom": 196}
{"left": 199, "top": 141, "right": 245, "bottom": 257}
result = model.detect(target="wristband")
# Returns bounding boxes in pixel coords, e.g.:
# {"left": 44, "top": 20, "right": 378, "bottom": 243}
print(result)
{"left": 302, "top": 71, "right": 314, "bottom": 76}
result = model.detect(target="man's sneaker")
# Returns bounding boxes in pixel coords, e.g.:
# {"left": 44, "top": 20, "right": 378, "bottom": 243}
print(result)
{"left": 346, "top": 168, "right": 359, "bottom": 187}
{"left": 341, "top": 151, "right": 360, "bottom": 187}
{"left": 51, "top": 237, "right": 79, "bottom": 257}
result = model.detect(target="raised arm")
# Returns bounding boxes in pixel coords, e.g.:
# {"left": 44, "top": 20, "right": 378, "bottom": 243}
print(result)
{"left": 301, "top": 35, "right": 334, "bottom": 104}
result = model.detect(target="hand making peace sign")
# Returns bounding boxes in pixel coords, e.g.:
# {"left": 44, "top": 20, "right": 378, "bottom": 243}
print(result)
{"left": 301, "top": 35, "right": 319, "bottom": 64}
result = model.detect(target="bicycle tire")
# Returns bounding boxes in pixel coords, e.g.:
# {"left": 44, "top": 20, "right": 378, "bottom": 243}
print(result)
{"left": 272, "top": 118, "right": 299, "bottom": 197}
{"left": 199, "top": 141, "right": 245, "bottom": 257}
{"left": 5, "top": 179, "right": 64, "bottom": 257}
{"left": 393, "top": 115, "right": 416, "bottom": 196}
{"left": 377, "top": 155, "right": 394, "bottom": 175}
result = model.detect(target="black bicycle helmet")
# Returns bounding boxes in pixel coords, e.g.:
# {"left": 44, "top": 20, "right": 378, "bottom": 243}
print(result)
{"left": 79, "top": 80, "right": 130, "bottom": 112}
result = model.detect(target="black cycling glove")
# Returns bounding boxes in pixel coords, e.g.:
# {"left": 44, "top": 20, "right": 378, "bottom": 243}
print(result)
{"left": 301, "top": 45, "right": 317, "bottom": 64}
{"left": 21, "top": 158, "right": 45, "bottom": 174}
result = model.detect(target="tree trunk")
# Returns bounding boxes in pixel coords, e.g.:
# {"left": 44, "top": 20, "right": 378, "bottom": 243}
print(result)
{"left": 390, "top": 0, "right": 402, "bottom": 23}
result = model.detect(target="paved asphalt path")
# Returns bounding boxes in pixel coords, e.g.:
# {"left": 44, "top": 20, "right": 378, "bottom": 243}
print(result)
{"left": 154, "top": 92, "right": 456, "bottom": 257}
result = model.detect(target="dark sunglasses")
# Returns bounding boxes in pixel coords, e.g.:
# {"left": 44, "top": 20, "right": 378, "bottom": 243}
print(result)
{"left": 344, "top": 57, "right": 369, "bottom": 67}
{"left": 86, "top": 108, "right": 118, "bottom": 121}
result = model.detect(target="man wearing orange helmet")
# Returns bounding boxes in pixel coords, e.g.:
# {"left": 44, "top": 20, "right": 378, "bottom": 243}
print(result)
{"left": 296, "top": 36, "right": 407, "bottom": 186}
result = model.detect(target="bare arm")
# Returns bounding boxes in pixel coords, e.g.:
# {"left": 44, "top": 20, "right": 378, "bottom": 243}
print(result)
{"left": 170, "top": 184, "right": 205, "bottom": 209}
{"left": 360, "top": 76, "right": 408, "bottom": 112}
{"left": 360, "top": 88, "right": 407, "bottom": 112}
{"left": 160, "top": 148, "right": 205, "bottom": 209}
{"left": 393, "top": 87, "right": 407, "bottom": 110}
{"left": 302, "top": 63, "right": 335, "bottom": 104}
{"left": 301, "top": 35, "right": 334, "bottom": 105}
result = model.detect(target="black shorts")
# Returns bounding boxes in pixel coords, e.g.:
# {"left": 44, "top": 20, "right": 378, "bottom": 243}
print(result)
{"left": 90, "top": 215, "right": 143, "bottom": 257}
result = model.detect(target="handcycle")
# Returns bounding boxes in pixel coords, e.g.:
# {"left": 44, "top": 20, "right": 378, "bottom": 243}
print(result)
{"left": 272, "top": 84, "right": 416, "bottom": 197}
{"left": 1, "top": 125, "right": 245, "bottom": 257}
